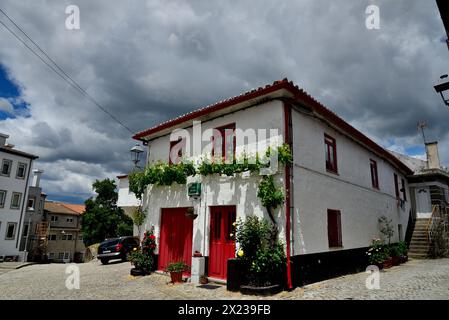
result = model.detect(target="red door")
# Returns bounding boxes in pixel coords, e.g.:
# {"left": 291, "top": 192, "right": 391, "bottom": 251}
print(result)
{"left": 158, "top": 208, "right": 193, "bottom": 274}
{"left": 208, "top": 206, "right": 236, "bottom": 279}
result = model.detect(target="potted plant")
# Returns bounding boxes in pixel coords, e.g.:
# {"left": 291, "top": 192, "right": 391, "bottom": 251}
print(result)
{"left": 389, "top": 244, "right": 401, "bottom": 266}
{"left": 396, "top": 241, "right": 408, "bottom": 263}
{"left": 234, "top": 216, "right": 286, "bottom": 295}
{"left": 129, "top": 228, "right": 156, "bottom": 276}
{"left": 199, "top": 275, "right": 208, "bottom": 285}
{"left": 129, "top": 249, "right": 153, "bottom": 275}
{"left": 165, "top": 261, "right": 190, "bottom": 283}
{"left": 366, "top": 239, "right": 389, "bottom": 269}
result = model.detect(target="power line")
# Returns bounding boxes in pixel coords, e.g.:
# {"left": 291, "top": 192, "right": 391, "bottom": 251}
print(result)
{"left": 0, "top": 8, "right": 134, "bottom": 134}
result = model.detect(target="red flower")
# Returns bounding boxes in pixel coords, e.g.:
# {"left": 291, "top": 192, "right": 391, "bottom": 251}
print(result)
{"left": 149, "top": 235, "right": 156, "bottom": 239}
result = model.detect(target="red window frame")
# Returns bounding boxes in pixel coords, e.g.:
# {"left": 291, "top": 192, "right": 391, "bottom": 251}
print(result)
{"left": 327, "top": 209, "right": 342, "bottom": 248}
{"left": 212, "top": 123, "right": 236, "bottom": 162}
{"left": 370, "top": 159, "right": 379, "bottom": 189}
{"left": 324, "top": 134, "right": 338, "bottom": 173}
{"left": 169, "top": 138, "right": 184, "bottom": 165}
{"left": 394, "top": 173, "right": 400, "bottom": 199}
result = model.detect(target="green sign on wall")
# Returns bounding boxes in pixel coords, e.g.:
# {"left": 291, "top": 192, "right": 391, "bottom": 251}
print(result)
{"left": 188, "top": 182, "right": 201, "bottom": 197}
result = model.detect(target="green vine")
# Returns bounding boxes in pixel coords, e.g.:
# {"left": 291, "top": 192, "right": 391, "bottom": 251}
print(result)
{"left": 257, "top": 175, "right": 284, "bottom": 224}
{"left": 128, "top": 143, "right": 292, "bottom": 220}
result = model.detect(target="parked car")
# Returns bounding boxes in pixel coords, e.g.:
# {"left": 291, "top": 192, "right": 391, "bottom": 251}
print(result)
{"left": 97, "top": 236, "right": 140, "bottom": 265}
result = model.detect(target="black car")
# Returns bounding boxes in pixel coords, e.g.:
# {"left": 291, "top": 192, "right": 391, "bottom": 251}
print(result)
{"left": 97, "top": 236, "right": 140, "bottom": 265}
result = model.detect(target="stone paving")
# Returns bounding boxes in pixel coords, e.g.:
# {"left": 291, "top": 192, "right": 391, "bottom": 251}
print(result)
{"left": 0, "top": 258, "right": 448, "bottom": 300}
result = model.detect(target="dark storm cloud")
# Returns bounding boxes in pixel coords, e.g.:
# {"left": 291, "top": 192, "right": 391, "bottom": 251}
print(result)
{"left": 0, "top": 0, "right": 449, "bottom": 199}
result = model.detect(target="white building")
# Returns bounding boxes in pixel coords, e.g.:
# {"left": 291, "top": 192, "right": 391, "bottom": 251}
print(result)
{"left": 0, "top": 133, "right": 38, "bottom": 261}
{"left": 118, "top": 79, "right": 413, "bottom": 286}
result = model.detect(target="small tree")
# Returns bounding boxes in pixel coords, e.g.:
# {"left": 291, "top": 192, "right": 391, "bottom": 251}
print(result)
{"left": 81, "top": 179, "right": 133, "bottom": 246}
{"left": 132, "top": 206, "right": 147, "bottom": 236}
{"left": 378, "top": 215, "right": 394, "bottom": 244}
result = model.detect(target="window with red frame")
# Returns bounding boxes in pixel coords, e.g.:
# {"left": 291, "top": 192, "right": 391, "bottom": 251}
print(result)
{"left": 394, "top": 173, "right": 400, "bottom": 199}
{"left": 327, "top": 209, "right": 342, "bottom": 248}
{"left": 324, "top": 134, "right": 338, "bottom": 173}
{"left": 212, "top": 123, "right": 236, "bottom": 162}
{"left": 169, "top": 138, "right": 184, "bottom": 164}
{"left": 370, "top": 159, "right": 379, "bottom": 189}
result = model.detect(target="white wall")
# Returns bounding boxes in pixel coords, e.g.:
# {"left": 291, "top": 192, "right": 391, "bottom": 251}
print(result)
{"left": 291, "top": 109, "right": 411, "bottom": 255}
{"left": 0, "top": 151, "right": 33, "bottom": 258}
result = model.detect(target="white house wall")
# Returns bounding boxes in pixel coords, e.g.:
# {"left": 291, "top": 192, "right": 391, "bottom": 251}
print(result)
{"left": 0, "top": 152, "right": 33, "bottom": 258}
{"left": 291, "top": 109, "right": 411, "bottom": 255}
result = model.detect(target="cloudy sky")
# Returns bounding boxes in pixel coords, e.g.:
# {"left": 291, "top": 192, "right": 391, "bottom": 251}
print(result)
{"left": 0, "top": 0, "right": 448, "bottom": 204}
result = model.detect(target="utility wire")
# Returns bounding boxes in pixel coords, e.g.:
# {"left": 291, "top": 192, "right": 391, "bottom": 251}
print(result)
{"left": 0, "top": 8, "right": 134, "bottom": 134}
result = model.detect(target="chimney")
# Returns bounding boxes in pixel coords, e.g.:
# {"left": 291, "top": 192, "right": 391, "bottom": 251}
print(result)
{"left": 32, "top": 169, "right": 44, "bottom": 187}
{"left": 425, "top": 141, "right": 441, "bottom": 169}
{"left": 0, "top": 133, "right": 9, "bottom": 146}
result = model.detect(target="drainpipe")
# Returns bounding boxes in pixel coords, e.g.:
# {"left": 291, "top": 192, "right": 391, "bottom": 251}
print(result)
{"left": 16, "top": 158, "right": 33, "bottom": 251}
{"left": 283, "top": 102, "right": 293, "bottom": 289}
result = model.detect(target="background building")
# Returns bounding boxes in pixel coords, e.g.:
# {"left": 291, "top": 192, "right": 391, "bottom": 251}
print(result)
{"left": 0, "top": 133, "right": 38, "bottom": 261}
{"left": 44, "top": 201, "right": 86, "bottom": 263}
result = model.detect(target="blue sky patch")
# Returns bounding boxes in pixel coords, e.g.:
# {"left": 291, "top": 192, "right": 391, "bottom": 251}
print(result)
{"left": 0, "top": 64, "right": 29, "bottom": 120}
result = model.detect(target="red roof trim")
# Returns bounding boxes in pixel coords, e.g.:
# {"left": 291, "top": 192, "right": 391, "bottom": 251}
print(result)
{"left": 133, "top": 78, "right": 413, "bottom": 175}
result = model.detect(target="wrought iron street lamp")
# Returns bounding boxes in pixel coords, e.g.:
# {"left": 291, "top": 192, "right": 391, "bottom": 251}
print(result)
{"left": 130, "top": 144, "right": 144, "bottom": 168}
{"left": 434, "top": 74, "right": 449, "bottom": 107}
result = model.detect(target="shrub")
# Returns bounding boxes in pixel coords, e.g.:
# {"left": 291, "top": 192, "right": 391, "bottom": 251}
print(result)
{"left": 366, "top": 239, "right": 389, "bottom": 265}
{"left": 129, "top": 250, "right": 153, "bottom": 272}
{"left": 235, "top": 216, "right": 286, "bottom": 286}
{"left": 129, "top": 228, "right": 156, "bottom": 273}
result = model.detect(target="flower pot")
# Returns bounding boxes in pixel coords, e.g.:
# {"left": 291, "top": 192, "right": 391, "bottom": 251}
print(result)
{"left": 130, "top": 268, "right": 148, "bottom": 276}
{"left": 382, "top": 258, "right": 393, "bottom": 269}
{"left": 199, "top": 276, "right": 208, "bottom": 285}
{"left": 400, "top": 255, "right": 408, "bottom": 264}
{"left": 391, "top": 256, "right": 400, "bottom": 266}
{"left": 170, "top": 271, "right": 183, "bottom": 283}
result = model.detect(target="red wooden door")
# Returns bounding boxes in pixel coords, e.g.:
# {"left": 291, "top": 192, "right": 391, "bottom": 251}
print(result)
{"left": 158, "top": 208, "right": 193, "bottom": 275}
{"left": 208, "top": 206, "right": 236, "bottom": 279}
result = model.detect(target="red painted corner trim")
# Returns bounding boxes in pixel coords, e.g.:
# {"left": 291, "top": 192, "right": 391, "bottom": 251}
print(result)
{"left": 284, "top": 102, "right": 293, "bottom": 290}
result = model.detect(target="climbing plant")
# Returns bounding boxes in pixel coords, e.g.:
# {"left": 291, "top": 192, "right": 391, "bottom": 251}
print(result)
{"left": 257, "top": 175, "right": 285, "bottom": 224}
{"left": 128, "top": 143, "right": 292, "bottom": 223}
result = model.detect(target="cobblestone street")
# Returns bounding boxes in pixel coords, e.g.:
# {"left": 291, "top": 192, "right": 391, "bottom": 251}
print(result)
{"left": 0, "top": 258, "right": 448, "bottom": 300}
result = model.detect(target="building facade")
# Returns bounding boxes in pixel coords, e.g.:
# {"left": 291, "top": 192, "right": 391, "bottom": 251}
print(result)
{"left": 44, "top": 201, "right": 86, "bottom": 263}
{"left": 119, "top": 79, "right": 413, "bottom": 286}
{"left": 0, "top": 133, "right": 38, "bottom": 261}
{"left": 19, "top": 170, "right": 47, "bottom": 261}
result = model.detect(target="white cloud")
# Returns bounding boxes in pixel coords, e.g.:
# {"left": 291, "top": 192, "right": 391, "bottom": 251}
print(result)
{"left": 0, "top": 98, "right": 14, "bottom": 114}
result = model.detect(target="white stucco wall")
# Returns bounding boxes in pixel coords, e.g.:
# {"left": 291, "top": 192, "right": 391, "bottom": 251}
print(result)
{"left": 116, "top": 177, "right": 139, "bottom": 215}
{"left": 0, "top": 151, "right": 33, "bottom": 259}
{"left": 291, "top": 109, "right": 411, "bottom": 255}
